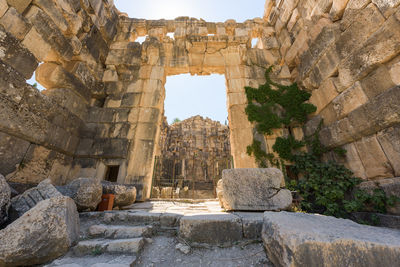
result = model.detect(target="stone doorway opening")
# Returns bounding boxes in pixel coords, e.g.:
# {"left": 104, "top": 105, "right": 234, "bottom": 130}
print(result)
{"left": 151, "top": 74, "right": 233, "bottom": 199}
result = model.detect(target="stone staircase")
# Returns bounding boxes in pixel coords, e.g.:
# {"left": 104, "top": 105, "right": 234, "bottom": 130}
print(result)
{"left": 45, "top": 201, "right": 265, "bottom": 267}
{"left": 45, "top": 211, "right": 168, "bottom": 267}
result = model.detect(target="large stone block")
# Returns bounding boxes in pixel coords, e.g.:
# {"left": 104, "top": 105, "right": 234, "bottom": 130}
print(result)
{"left": 262, "top": 211, "right": 400, "bottom": 267}
{"left": 377, "top": 126, "right": 400, "bottom": 176}
{"left": 336, "top": 3, "right": 385, "bottom": 61}
{"left": 0, "top": 174, "right": 10, "bottom": 226}
{"left": 0, "top": 132, "right": 30, "bottom": 176}
{"left": 332, "top": 81, "right": 368, "bottom": 120}
{"left": 342, "top": 142, "right": 367, "bottom": 179}
{"left": 6, "top": 0, "right": 30, "bottom": 14}
{"left": 0, "top": 7, "right": 30, "bottom": 40}
{"left": 355, "top": 135, "right": 394, "bottom": 179}
{"left": 360, "top": 65, "right": 396, "bottom": 99}
{"left": 330, "top": 0, "right": 350, "bottom": 21}
{"left": 319, "top": 85, "right": 400, "bottom": 148}
{"left": 217, "top": 168, "right": 292, "bottom": 211}
{"left": 0, "top": 25, "right": 37, "bottom": 79}
{"left": 339, "top": 15, "right": 400, "bottom": 88}
{"left": 179, "top": 214, "right": 243, "bottom": 245}
{"left": 102, "top": 181, "right": 136, "bottom": 207}
{"left": 21, "top": 26, "right": 51, "bottom": 61}
{"left": 106, "top": 42, "right": 142, "bottom": 66}
{"left": 372, "top": 0, "right": 400, "bottom": 18}
{"left": 36, "top": 62, "right": 91, "bottom": 102}
{"left": 309, "top": 78, "right": 339, "bottom": 114}
{"left": 57, "top": 178, "right": 102, "bottom": 211}
{"left": 81, "top": 25, "right": 109, "bottom": 64}
{"left": 0, "top": 196, "right": 79, "bottom": 266}
{"left": 0, "top": 0, "right": 7, "bottom": 18}
{"left": 25, "top": 6, "right": 73, "bottom": 60}
{"left": 298, "top": 25, "right": 340, "bottom": 77}
{"left": 9, "top": 179, "right": 62, "bottom": 221}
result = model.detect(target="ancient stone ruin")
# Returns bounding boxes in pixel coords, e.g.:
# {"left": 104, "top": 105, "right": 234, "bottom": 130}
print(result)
{"left": 153, "top": 115, "right": 232, "bottom": 199}
{"left": 0, "top": 0, "right": 400, "bottom": 266}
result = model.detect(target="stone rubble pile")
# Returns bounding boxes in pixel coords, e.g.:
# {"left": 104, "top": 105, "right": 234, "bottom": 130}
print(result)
{"left": 9, "top": 179, "right": 62, "bottom": 221}
{"left": 0, "top": 196, "right": 79, "bottom": 266}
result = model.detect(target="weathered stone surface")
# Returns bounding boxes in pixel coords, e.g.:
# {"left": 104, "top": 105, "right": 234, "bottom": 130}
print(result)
{"left": 9, "top": 179, "right": 62, "bottom": 220}
{"left": 0, "top": 7, "right": 31, "bottom": 40}
{"left": 102, "top": 181, "right": 137, "bottom": 207}
{"left": 0, "top": 25, "right": 38, "bottom": 79}
{"left": 36, "top": 62, "right": 91, "bottom": 102}
{"left": 331, "top": 81, "right": 368, "bottom": 120}
{"left": 0, "top": 196, "right": 79, "bottom": 266}
{"left": 0, "top": 174, "right": 10, "bottom": 226}
{"left": 359, "top": 177, "right": 400, "bottom": 215}
{"left": 339, "top": 15, "right": 400, "bottom": 88}
{"left": 360, "top": 65, "right": 396, "bottom": 99}
{"left": 218, "top": 168, "right": 292, "bottom": 211}
{"left": 179, "top": 214, "right": 243, "bottom": 245}
{"left": 330, "top": 0, "right": 350, "bottom": 21}
{"left": 320, "top": 86, "right": 400, "bottom": 149}
{"left": 57, "top": 178, "right": 102, "bottom": 211}
{"left": 355, "top": 135, "right": 394, "bottom": 179}
{"left": 377, "top": 126, "right": 400, "bottom": 176}
{"left": 262, "top": 211, "right": 400, "bottom": 267}
{"left": 0, "top": 0, "right": 7, "bottom": 18}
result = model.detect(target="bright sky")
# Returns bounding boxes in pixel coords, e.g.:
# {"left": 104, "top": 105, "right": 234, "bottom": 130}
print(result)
{"left": 114, "top": 0, "right": 265, "bottom": 22}
{"left": 164, "top": 74, "right": 228, "bottom": 124}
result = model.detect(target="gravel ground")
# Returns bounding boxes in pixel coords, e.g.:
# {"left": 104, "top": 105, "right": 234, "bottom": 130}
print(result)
{"left": 136, "top": 235, "right": 272, "bottom": 267}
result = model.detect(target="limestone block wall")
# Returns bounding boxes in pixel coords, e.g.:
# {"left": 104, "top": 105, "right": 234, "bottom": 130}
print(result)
{"left": 107, "top": 15, "right": 291, "bottom": 199}
{"left": 0, "top": 0, "right": 119, "bottom": 184}
{"left": 0, "top": 0, "right": 279, "bottom": 200}
{"left": 264, "top": 0, "right": 400, "bottom": 181}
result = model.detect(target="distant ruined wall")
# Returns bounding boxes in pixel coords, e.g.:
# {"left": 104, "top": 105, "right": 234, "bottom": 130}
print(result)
{"left": 155, "top": 116, "right": 232, "bottom": 194}
{"left": 0, "top": 0, "right": 398, "bottom": 201}
{"left": 264, "top": 0, "right": 400, "bottom": 181}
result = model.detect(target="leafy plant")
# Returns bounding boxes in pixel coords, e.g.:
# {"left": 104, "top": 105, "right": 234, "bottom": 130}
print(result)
{"left": 245, "top": 66, "right": 398, "bottom": 219}
{"left": 172, "top": 118, "right": 181, "bottom": 124}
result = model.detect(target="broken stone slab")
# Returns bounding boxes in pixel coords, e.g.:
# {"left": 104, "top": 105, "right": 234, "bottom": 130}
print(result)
{"left": 0, "top": 174, "right": 11, "bottom": 226}
{"left": 233, "top": 212, "right": 264, "bottom": 239}
{"left": 57, "top": 178, "right": 102, "bottom": 211}
{"left": 217, "top": 168, "right": 292, "bottom": 211}
{"left": 9, "top": 179, "right": 62, "bottom": 221}
{"left": 179, "top": 213, "right": 243, "bottom": 245}
{"left": 101, "top": 181, "right": 137, "bottom": 207}
{"left": 262, "top": 211, "right": 400, "bottom": 267}
{"left": 0, "top": 196, "right": 79, "bottom": 266}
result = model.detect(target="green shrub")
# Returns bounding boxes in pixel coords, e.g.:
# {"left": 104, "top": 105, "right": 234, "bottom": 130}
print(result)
{"left": 245, "top": 67, "right": 398, "bottom": 219}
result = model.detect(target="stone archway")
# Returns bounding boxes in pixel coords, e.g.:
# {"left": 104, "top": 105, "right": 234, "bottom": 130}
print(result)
{"left": 107, "top": 17, "right": 278, "bottom": 199}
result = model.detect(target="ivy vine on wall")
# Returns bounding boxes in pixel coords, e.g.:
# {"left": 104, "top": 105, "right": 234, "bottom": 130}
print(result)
{"left": 244, "top": 67, "right": 398, "bottom": 220}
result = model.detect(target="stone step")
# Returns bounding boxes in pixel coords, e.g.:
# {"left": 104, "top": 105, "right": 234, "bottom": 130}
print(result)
{"left": 80, "top": 210, "right": 181, "bottom": 228}
{"left": 45, "top": 254, "right": 137, "bottom": 267}
{"left": 88, "top": 225, "right": 153, "bottom": 239}
{"left": 73, "top": 238, "right": 144, "bottom": 256}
